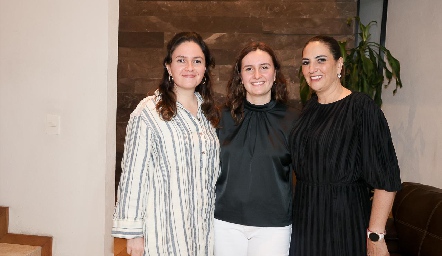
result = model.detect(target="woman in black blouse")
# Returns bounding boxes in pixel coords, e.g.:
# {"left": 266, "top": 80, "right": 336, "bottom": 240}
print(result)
{"left": 214, "top": 42, "right": 299, "bottom": 256}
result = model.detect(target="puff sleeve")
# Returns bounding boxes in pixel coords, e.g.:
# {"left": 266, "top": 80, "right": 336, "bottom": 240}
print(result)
{"left": 359, "top": 97, "right": 401, "bottom": 191}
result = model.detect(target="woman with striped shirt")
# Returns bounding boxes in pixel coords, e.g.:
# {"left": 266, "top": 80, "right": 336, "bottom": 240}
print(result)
{"left": 112, "top": 32, "right": 220, "bottom": 256}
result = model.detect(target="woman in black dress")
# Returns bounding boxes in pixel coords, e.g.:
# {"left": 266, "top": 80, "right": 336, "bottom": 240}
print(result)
{"left": 289, "top": 35, "right": 401, "bottom": 256}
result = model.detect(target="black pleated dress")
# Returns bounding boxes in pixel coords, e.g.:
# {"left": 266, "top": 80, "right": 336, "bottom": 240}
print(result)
{"left": 289, "top": 92, "right": 401, "bottom": 256}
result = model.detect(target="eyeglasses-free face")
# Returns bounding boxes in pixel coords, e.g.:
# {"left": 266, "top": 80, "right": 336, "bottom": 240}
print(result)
{"left": 166, "top": 41, "right": 206, "bottom": 93}
{"left": 301, "top": 41, "right": 343, "bottom": 94}
{"left": 240, "top": 49, "right": 276, "bottom": 105}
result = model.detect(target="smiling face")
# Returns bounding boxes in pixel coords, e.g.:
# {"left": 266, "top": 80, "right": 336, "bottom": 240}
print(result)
{"left": 301, "top": 41, "right": 343, "bottom": 93}
{"left": 166, "top": 41, "right": 206, "bottom": 93}
{"left": 240, "top": 49, "right": 276, "bottom": 105}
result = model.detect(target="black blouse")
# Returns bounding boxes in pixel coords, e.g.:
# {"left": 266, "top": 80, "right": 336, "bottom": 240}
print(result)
{"left": 215, "top": 100, "right": 299, "bottom": 227}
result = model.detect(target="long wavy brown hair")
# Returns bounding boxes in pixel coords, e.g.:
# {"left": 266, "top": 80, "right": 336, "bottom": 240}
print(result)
{"left": 156, "top": 32, "right": 220, "bottom": 127}
{"left": 226, "top": 42, "right": 288, "bottom": 124}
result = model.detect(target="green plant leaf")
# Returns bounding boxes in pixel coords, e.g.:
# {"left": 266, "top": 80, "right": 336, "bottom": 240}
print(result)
{"left": 385, "top": 50, "right": 403, "bottom": 91}
{"left": 361, "top": 54, "right": 374, "bottom": 77}
{"left": 298, "top": 68, "right": 311, "bottom": 105}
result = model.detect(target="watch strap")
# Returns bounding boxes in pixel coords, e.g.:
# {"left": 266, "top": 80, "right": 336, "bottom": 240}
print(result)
{"left": 367, "top": 229, "right": 386, "bottom": 241}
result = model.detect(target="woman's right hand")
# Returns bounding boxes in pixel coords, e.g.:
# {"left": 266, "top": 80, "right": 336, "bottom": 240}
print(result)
{"left": 127, "top": 237, "right": 144, "bottom": 256}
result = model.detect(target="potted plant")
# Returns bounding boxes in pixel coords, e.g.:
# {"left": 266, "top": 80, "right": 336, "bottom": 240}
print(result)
{"left": 299, "top": 17, "right": 403, "bottom": 107}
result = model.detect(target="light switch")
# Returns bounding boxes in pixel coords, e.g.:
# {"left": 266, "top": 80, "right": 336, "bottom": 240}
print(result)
{"left": 46, "top": 114, "right": 60, "bottom": 135}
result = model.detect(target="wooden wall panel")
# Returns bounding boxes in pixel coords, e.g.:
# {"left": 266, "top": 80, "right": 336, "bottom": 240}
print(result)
{"left": 115, "top": 0, "right": 358, "bottom": 181}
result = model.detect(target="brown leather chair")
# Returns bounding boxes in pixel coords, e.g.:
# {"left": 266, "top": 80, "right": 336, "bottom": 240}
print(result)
{"left": 385, "top": 182, "right": 442, "bottom": 256}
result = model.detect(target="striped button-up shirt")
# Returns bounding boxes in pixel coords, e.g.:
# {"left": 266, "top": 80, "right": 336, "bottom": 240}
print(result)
{"left": 112, "top": 91, "right": 220, "bottom": 256}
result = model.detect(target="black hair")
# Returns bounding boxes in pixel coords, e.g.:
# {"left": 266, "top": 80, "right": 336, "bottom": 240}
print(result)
{"left": 303, "top": 35, "right": 342, "bottom": 60}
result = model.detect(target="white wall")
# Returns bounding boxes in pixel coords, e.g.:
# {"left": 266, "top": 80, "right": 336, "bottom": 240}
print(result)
{"left": 382, "top": 0, "right": 442, "bottom": 187}
{"left": 0, "top": 1, "right": 118, "bottom": 255}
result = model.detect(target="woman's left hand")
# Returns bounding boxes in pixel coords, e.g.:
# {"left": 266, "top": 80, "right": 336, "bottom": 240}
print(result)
{"left": 367, "top": 238, "right": 389, "bottom": 256}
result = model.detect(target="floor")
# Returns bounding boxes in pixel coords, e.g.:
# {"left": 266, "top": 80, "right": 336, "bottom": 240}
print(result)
{"left": 114, "top": 238, "right": 129, "bottom": 256}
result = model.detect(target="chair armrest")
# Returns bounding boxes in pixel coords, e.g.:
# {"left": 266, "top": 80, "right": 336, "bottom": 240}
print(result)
{"left": 385, "top": 217, "right": 401, "bottom": 253}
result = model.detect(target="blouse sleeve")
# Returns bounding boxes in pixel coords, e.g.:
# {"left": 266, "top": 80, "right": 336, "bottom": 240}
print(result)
{"left": 112, "top": 111, "right": 152, "bottom": 238}
{"left": 359, "top": 97, "right": 401, "bottom": 191}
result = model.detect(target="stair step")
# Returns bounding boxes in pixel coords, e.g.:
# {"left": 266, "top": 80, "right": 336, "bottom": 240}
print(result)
{"left": 0, "top": 242, "right": 41, "bottom": 256}
{"left": 0, "top": 234, "right": 51, "bottom": 256}
{"left": 0, "top": 207, "right": 8, "bottom": 238}
{"left": 0, "top": 207, "right": 51, "bottom": 256}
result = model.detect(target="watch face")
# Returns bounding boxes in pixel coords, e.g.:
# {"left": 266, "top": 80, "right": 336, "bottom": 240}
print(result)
{"left": 369, "top": 232, "right": 380, "bottom": 241}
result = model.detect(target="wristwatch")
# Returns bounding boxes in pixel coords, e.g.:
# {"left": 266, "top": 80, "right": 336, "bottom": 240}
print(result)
{"left": 367, "top": 229, "right": 385, "bottom": 242}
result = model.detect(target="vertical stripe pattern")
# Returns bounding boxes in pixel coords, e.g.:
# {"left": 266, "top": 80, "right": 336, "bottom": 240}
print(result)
{"left": 112, "top": 91, "right": 220, "bottom": 256}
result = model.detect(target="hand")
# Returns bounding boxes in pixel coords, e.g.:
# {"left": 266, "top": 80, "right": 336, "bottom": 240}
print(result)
{"left": 127, "top": 237, "right": 144, "bottom": 256}
{"left": 367, "top": 238, "right": 389, "bottom": 256}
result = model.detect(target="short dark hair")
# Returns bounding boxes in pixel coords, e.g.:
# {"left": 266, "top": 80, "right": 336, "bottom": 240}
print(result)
{"left": 156, "top": 31, "right": 219, "bottom": 127}
{"left": 303, "top": 35, "right": 342, "bottom": 61}
{"left": 226, "top": 42, "right": 288, "bottom": 124}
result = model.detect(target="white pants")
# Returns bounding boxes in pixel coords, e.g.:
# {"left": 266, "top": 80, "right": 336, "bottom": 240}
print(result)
{"left": 214, "top": 218, "right": 291, "bottom": 256}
